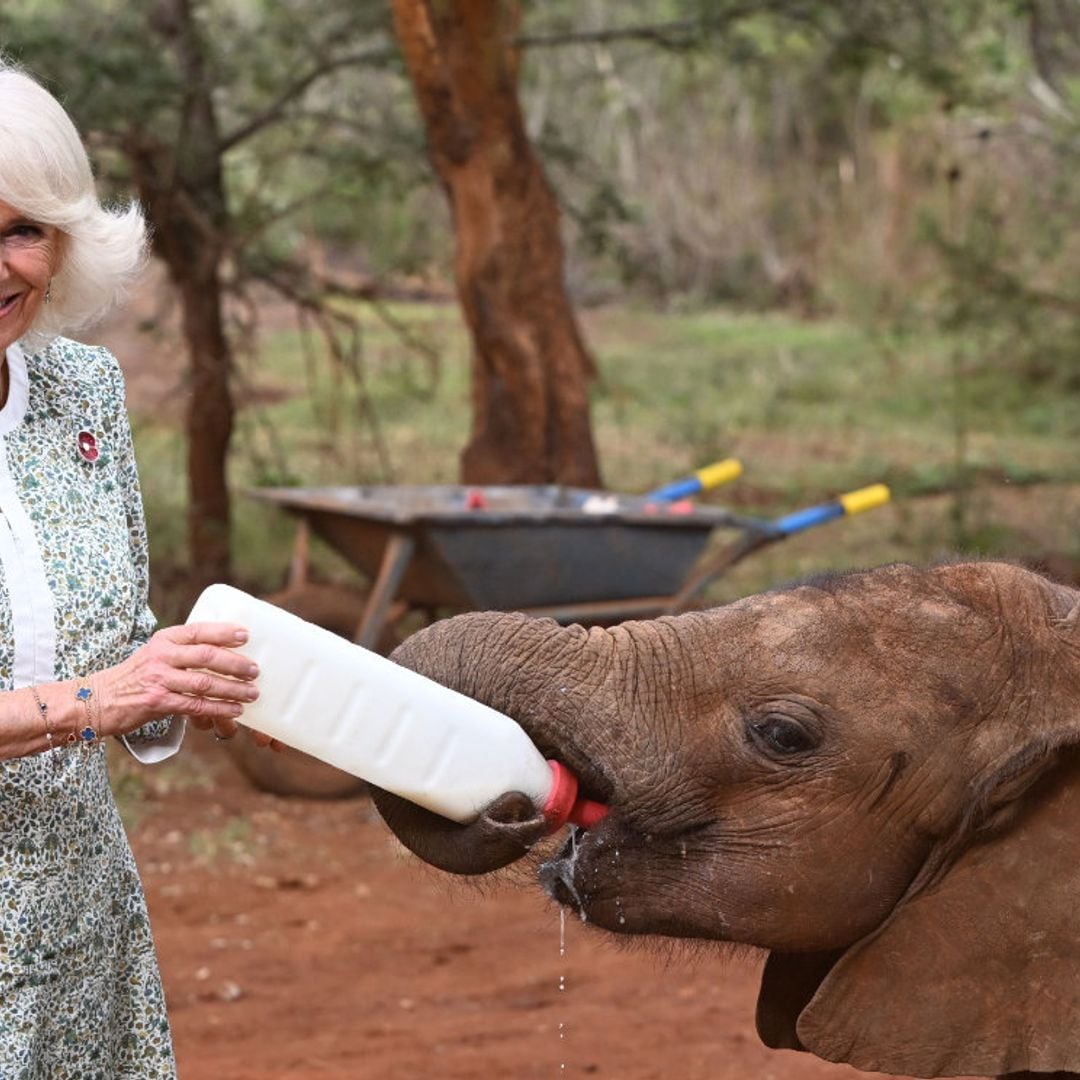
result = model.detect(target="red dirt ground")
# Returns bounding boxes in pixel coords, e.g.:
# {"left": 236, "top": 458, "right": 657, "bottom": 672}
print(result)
{"left": 125, "top": 736, "right": 984, "bottom": 1080}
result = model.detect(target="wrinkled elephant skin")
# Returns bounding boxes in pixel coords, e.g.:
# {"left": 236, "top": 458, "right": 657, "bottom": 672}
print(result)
{"left": 373, "top": 561, "right": 1080, "bottom": 1079}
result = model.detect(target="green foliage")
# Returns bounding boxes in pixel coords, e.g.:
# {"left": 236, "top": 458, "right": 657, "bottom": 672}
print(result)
{"left": 520, "top": 0, "right": 1078, "bottom": 342}
{"left": 117, "top": 303, "right": 1079, "bottom": 621}
{"left": 920, "top": 134, "right": 1080, "bottom": 395}
{"left": 1, "top": 0, "right": 438, "bottom": 271}
{"left": 7, "top": 0, "right": 1075, "bottom": 342}
{"left": 2, "top": 1, "right": 177, "bottom": 136}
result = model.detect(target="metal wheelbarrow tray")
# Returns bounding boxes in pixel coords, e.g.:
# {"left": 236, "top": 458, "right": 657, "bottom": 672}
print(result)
{"left": 250, "top": 483, "right": 774, "bottom": 647}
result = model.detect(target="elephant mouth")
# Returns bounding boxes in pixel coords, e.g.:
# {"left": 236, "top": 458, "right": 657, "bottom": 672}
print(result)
{"left": 539, "top": 828, "right": 600, "bottom": 914}
{"left": 538, "top": 817, "right": 720, "bottom": 940}
{"left": 538, "top": 822, "right": 642, "bottom": 932}
{"left": 512, "top": 724, "right": 615, "bottom": 825}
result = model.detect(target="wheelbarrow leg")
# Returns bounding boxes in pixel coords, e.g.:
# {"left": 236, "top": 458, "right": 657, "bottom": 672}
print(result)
{"left": 666, "top": 531, "right": 775, "bottom": 614}
{"left": 286, "top": 517, "right": 311, "bottom": 591}
{"left": 355, "top": 531, "right": 415, "bottom": 649}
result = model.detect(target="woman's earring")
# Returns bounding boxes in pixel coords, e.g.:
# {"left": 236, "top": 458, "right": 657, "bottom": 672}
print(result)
{"left": 44, "top": 281, "right": 52, "bottom": 304}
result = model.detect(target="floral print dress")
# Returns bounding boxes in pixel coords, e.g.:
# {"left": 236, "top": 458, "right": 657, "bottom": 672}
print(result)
{"left": 0, "top": 337, "right": 183, "bottom": 1079}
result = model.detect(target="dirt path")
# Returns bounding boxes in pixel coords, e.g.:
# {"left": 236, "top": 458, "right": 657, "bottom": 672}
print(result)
{"left": 125, "top": 737, "right": 953, "bottom": 1080}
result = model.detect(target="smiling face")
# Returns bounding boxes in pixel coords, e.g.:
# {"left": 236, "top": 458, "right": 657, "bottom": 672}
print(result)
{"left": 0, "top": 200, "right": 61, "bottom": 357}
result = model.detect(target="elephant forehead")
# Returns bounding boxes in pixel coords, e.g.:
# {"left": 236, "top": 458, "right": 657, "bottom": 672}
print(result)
{"left": 726, "top": 593, "right": 968, "bottom": 687}
{"left": 734, "top": 593, "right": 838, "bottom": 648}
{"left": 757, "top": 605, "right": 820, "bottom": 643}
{"left": 709, "top": 597, "right": 834, "bottom": 679}
{"left": 736, "top": 579, "right": 977, "bottom": 642}
{"left": 755, "top": 625, "right": 830, "bottom": 678}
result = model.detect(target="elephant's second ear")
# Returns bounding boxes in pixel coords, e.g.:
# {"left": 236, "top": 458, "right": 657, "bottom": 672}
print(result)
{"left": 791, "top": 748, "right": 1080, "bottom": 1077}
{"left": 1046, "top": 576, "right": 1080, "bottom": 631}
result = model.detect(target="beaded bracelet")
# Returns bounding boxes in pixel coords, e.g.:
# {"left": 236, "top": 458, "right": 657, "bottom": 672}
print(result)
{"left": 74, "top": 684, "right": 100, "bottom": 747}
{"left": 29, "top": 685, "right": 54, "bottom": 752}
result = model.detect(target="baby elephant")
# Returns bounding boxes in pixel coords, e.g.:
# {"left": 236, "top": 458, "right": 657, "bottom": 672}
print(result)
{"left": 371, "top": 560, "right": 1080, "bottom": 1079}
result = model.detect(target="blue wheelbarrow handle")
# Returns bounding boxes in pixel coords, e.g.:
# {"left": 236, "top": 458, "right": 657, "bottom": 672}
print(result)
{"left": 646, "top": 459, "right": 742, "bottom": 502}
{"left": 772, "top": 484, "right": 891, "bottom": 536}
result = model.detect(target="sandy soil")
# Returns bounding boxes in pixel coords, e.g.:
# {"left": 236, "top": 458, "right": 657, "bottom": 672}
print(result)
{"left": 121, "top": 736, "right": 986, "bottom": 1080}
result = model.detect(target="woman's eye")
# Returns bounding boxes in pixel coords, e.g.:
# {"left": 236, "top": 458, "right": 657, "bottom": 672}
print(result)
{"left": 749, "top": 715, "right": 817, "bottom": 756}
{"left": 6, "top": 223, "right": 45, "bottom": 244}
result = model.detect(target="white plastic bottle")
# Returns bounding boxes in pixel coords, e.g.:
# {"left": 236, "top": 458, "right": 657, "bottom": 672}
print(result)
{"left": 186, "top": 584, "right": 606, "bottom": 831}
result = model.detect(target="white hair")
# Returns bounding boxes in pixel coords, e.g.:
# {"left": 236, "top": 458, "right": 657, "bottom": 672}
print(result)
{"left": 0, "top": 58, "right": 147, "bottom": 347}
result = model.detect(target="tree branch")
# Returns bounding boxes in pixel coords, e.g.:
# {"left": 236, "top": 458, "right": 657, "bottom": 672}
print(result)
{"left": 217, "top": 41, "right": 399, "bottom": 155}
{"left": 515, "top": 14, "right": 755, "bottom": 51}
{"left": 514, "top": 3, "right": 823, "bottom": 51}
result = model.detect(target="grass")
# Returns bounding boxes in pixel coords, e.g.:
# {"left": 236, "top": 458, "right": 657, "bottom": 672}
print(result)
{"left": 107, "top": 740, "right": 220, "bottom": 829}
{"left": 187, "top": 816, "right": 258, "bottom": 865}
{"left": 127, "top": 301, "right": 1080, "bottom": 619}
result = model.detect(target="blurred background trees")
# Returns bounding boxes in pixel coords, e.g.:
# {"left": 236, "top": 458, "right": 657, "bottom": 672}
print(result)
{"left": 2, "top": 0, "right": 1077, "bottom": 588}
{"left": 2, "top": 0, "right": 404, "bottom": 587}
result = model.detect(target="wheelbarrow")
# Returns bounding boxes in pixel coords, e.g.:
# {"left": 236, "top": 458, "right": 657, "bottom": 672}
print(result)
{"left": 229, "top": 475, "right": 890, "bottom": 797}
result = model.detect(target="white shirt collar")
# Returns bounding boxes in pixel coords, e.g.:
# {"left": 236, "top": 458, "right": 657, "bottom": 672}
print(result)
{"left": 0, "top": 340, "right": 29, "bottom": 435}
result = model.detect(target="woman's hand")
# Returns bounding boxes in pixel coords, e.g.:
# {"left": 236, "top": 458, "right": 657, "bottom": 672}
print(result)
{"left": 94, "top": 622, "right": 259, "bottom": 739}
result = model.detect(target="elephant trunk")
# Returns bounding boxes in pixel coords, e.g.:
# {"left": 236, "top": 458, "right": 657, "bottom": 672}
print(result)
{"left": 370, "top": 610, "right": 657, "bottom": 874}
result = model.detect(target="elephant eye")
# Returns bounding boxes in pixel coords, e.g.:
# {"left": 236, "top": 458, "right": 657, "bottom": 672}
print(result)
{"left": 748, "top": 714, "right": 818, "bottom": 757}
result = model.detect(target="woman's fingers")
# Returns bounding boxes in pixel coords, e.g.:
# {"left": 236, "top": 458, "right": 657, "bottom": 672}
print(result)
{"left": 246, "top": 729, "right": 284, "bottom": 752}
{"left": 185, "top": 719, "right": 284, "bottom": 751}
{"left": 93, "top": 622, "right": 263, "bottom": 737}
{"left": 190, "top": 722, "right": 283, "bottom": 751}
{"left": 159, "top": 691, "right": 246, "bottom": 719}
{"left": 162, "top": 621, "right": 250, "bottom": 647}
{"left": 162, "top": 635, "right": 283, "bottom": 749}
{"left": 210, "top": 716, "right": 241, "bottom": 740}
{"left": 150, "top": 626, "right": 283, "bottom": 754}
{"left": 162, "top": 667, "right": 260, "bottom": 704}
{"left": 170, "top": 644, "right": 259, "bottom": 680}
{"left": 157, "top": 623, "right": 259, "bottom": 678}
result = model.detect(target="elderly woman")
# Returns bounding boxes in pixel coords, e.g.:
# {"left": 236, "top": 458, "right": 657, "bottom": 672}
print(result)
{"left": 0, "top": 60, "right": 261, "bottom": 1076}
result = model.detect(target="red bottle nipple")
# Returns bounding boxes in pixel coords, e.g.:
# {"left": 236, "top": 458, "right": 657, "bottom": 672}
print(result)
{"left": 541, "top": 760, "right": 609, "bottom": 834}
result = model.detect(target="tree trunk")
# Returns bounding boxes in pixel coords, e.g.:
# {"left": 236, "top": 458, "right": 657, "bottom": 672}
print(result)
{"left": 390, "top": 0, "right": 602, "bottom": 487}
{"left": 130, "top": 0, "right": 235, "bottom": 593}
{"left": 127, "top": 143, "right": 233, "bottom": 593}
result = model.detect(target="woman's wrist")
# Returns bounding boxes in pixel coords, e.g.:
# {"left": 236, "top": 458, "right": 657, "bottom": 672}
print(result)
{"left": 0, "top": 676, "right": 139, "bottom": 761}
{"left": 28, "top": 685, "right": 55, "bottom": 752}
{"left": 0, "top": 683, "right": 74, "bottom": 760}
{"left": 34, "top": 680, "right": 87, "bottom": 744}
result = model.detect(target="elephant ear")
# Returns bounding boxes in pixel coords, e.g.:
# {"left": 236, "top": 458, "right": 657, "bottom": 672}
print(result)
{"left": 756, "top": 949, "right": 842, "bottom": 1052}
{"left": 770, "top": 748, "right": 1080, "bottom": 1077}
